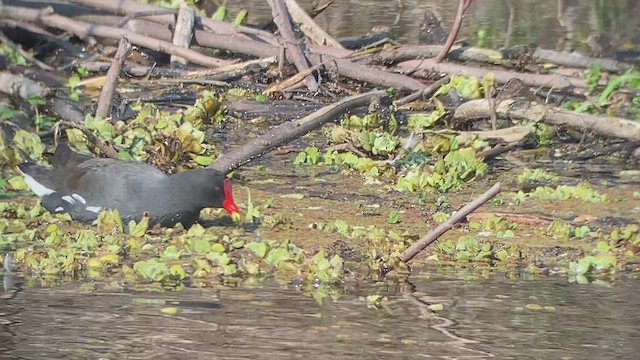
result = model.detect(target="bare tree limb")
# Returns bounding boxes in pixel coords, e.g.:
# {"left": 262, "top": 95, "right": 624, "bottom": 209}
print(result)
{"left": 95, "top": 36, "right": 132, "bottom": 120}
{"left": 434, "top": 0, "right": 472, "bottom": 62}
{"left": 210, "top": 90, "right": 387, "bottom": 173}
{"left": 267, "top": 0, "right": 319, "bottom": 92}
{"left": 399, "top": 182, "right": 501, "bottom": 263}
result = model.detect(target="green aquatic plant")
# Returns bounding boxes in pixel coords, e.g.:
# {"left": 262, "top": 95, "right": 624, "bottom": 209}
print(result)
{"left": 517, "top": 168, "right": 559, "bottom": 184}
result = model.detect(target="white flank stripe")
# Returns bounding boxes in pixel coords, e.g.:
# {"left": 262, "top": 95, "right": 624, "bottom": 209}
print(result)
{"left": 61, "top": 195, "right": 75, "bottom": 205}
{"left": 85, "top": 206, "right": 103, "bottom": 213}
{"left": 54, "top": 207, "right": 64, "bottom": 212}
{"left": 21, "top": 173, "right": 55, "bottom": 196}
{"left": 72, "top": 193, "right": 87, "bottom": 204}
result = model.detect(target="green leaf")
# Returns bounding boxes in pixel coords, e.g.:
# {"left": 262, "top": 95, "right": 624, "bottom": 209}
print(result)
{"left": 169, "top": 264, "right": 186, "bottom": 280}
{"left": 187, "top": 223, "right": 206, "bottom": 237}
{"left": 265, "top": 248, "right": 290, "bottom": 266}
{"left": 162, "top": 245, "right": 182, "bottom": 260}
{"left": 387, "top": 209, "right": 400, "bottom": 224}
{"left": 334, "top": 219, "right": 349, "bottom": 234}
{"left": 191, "top": 238, "right": 211, "bottom": 254}
{"left": 99, "top": 253, "right": 119, "bottom": 266}
{"left": 212, "top": 5, "right": 227, "bottom": 21}
{"left": 293, "top": 151, "right": 307, "bottom": 165}
{"left": 128, "top": 215, "right": 149, "bottom": 237}
{"left": 246, "top": 242, "right": 267, "bottom": 258}
{"left": 234, "top": 10, "right": 248, "bottom": 25}
{"left": 211, "top": 243, "right": 226, "bottom": 253}
{"left": 193, "top": 155, "right": 214, "bottom": 166}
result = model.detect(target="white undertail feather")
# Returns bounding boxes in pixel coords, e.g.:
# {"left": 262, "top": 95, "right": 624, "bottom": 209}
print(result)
{"left": 20, "top": 172, "right": 55, "bottom": 196}
{"left": 59, "top": 193, "right": 101, "bottom": 214}
{"left": 72, "top": 193, "right": 86, "bottom": 204}
{"left": 62, "top": 195, "right": 75, "bottom": 204}
{"left": 86, "top": 206, "right": 103, "bottom": 213}
{"left": 54, "top": 207, "right": 64, "bottom": 212}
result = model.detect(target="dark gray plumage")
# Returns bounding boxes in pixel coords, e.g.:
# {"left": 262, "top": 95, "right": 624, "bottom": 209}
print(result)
{"left": 17, "top": 143, "right": 239, "bottom": 227}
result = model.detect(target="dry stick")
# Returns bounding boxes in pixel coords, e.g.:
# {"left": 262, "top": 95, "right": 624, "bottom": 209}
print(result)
{"left": 476, "top": 142, "right": 519, "bottom": 160}
{"left": 394, "top": 75, "right": 450, "bottom": 106}
{"left": 264, "top": 60, "right": 329, "bottom": 94}
{"left": 403, "top": 59, "right": 584, "bottom": 89}
{"left": 284, "top": 0, "right": 344, "bottom": 49}
{"left": 95, "top": 36, "right": 132, "bottom": 120}
{"left": 170, "top": 3, "right": 195, "bottom": 68}
{"left": 0, "top": 5, "right": 231, "bottom": 68}
{"left": 434, "top": 0, "right": 472, "bottom": 63}
{"left": 82, "top": 61, "right": 188, "bottom": 77}
{"left": 399, "top": 182, "right": 501, "bottom": 263}
{"left": 0, "top": 72, "right": 49, "bottom": 99}
{"left": 54, "top": 121, "right": 118, "bottom": 158}
{"left": 184, "top": 57, "right": 278, "bottom": 80}
{"left": 454, "top": 99, "right": 640, "bottom": 141}
{"left": 320, "top": 56, "right": 427, "bottom": 91}
{"left": 113, "top": 9, "right": 178, "bottom": 28}
{"left": 108, "top": 14, "right": 428, "bottom": 91}
{"left": 306, "top": 0, "right": 335, "bottom": 18}
{"left": 67, "top": 0, "right": 279, "bottom": 44}
{"left": 210, "top": 89, "right": 387, "bottom": 173}
{"left": 267, "top": 0, "right": 319, "bottom": 92}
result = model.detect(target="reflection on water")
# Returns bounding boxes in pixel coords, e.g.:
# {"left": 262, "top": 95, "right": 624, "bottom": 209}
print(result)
{"left": 226, "top": 0, "right": 640, "bottom": 52}
{"left": 1, "top": 273, "right": 639, "bottom": 359}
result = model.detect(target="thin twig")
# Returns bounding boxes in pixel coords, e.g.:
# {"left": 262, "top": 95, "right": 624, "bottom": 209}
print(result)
{"left": 394, "top": 75, "right": 450, "bottom": 106}
{"left": 54, "top": 121, "right": 119, "bottom": 158}
{"left": 399, "top": 182, "right": 501, "bottom": 263}
{"left": 434, "top": 0, "right": 472, "bottom": 63}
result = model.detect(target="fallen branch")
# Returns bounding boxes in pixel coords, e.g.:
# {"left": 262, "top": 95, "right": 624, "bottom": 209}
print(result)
{"left": 0, "top": 72, "right": 50, "bottom": 99}
{"left": 0, "top": 5, "right": 232, "bottom": 68}
{"left": 267, "top": 0, "right": 318, "bottom": 92}
{"left": 453, "top": 99, "right": 640, "bottom": 141}
{"left": 53, "top": 121, "right": 118, "bottom": 158}
{"left": 284, "top": 0, "right": 343, "bottom": 49}
{"left": 399, "top": 182, "right": 501, "bottom": 263}
{"left": 95, "top": 36, "right": 132, "bottom": 120}
{"left": 210, "top": 90, "right": 387, "bottom": 173}
{"left": 170, "top": 3, "right": 195, "bottom": 68}
{"left": 434, "top": 0, "right": 472, "bottom": 62}
{"left": 394, "top": 75, "right": 450, "bottom": 106}
{"left": 401, "top": 58, "right": 586, "bottom": 89}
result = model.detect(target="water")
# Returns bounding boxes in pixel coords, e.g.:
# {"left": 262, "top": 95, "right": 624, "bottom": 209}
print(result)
{"left": 226, "top": 0, "right": 640, "bottom": 52}
{"left": 2, "top": 273, "right": 638, "bottom": 359}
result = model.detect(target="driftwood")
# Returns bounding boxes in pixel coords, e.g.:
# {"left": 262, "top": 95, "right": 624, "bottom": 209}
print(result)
{"left": 2, "top": 0, "right": 636, "bottom": 153}
{"left": 453, "top": 99, "right": 640, "bottom": 141}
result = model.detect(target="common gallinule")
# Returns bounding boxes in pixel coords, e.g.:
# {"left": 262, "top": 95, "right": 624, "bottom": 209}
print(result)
{"left": 16, "top": 143, "right": 240, "bottom": 227}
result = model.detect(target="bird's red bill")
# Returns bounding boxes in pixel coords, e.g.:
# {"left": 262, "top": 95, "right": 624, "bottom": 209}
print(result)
{"left": 222, "top": 178, "right": 240, "bottom": 216}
